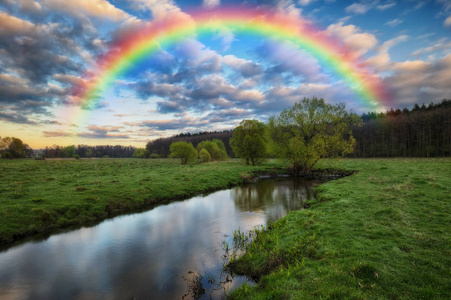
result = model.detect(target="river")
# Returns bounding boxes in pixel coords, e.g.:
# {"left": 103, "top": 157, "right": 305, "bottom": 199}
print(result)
{"left": 0, "top": 177, "right": 329, "bottom": 299}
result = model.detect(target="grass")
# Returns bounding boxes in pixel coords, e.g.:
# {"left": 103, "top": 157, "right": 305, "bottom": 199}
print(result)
{"left": 228, "top": 158, "right": 451, "bottom": 299}
{"left": 0, "top": 158, "right": 285, "bottom": 244}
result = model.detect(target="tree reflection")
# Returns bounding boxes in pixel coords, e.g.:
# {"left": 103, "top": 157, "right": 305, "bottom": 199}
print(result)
{"left": 232, "top": 178, "right": 320, "bottom": 222}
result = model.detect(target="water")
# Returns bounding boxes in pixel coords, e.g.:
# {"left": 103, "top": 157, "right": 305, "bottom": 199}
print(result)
{"left": 0, "top": 177, "right": 328, "bottom": 299}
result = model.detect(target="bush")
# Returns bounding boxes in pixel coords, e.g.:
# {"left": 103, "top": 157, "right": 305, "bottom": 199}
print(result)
{"left": 199, "top": 148, "right": 211, "bottom": 163}
{"left": 170, "top": 141, "right": 198, "bottom": 165}
{"left": 73, "top": 154, "right": 80, "bottom": 160}
{"left": 150, "top": 154, "right": 160, "bottom": 159}
{"left": 197, "top": 139, "right": 228, "bottom": 161}
{"left": 2, "top": 152, "right": 12, "bottom": 159}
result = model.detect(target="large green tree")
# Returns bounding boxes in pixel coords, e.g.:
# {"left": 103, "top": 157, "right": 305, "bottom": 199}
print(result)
{"left": 268, "top": 97, "right": 362, "bottom": 175}
{"left": 170, "top": 141, "right": 198, "bottom": 165}
{"left": 230, "top": 119, "right": 268, "bottom": 165}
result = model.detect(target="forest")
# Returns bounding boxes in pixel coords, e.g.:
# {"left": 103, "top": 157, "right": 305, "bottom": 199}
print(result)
{"left": 352, "top": 99, "right": 450, "bottom": 157}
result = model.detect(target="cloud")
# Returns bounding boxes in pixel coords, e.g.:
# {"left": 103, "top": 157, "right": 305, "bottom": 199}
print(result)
{"left": 255, "top": 40, "right": 329, "bottom": 84}
{"left": 137, "top": 116, "right": 210, "bottom": 131}
{"left": 345, "top": 3, "right": 371, "bottom": 14}
{"left": 77, "top": 125, "right": 130, "bottom": 139}
{"left": 42, "top": 131, "right": 73, "bottom": 137}
{"left": 377, "top": 2, "right": 396, "bottom": 11}
{"left": 0, "top": 11, "right": 36, "bottom": 35}
{"left": 223, "top": 55, "right": 263, "bottom": 77}
{"left": 0, "top": 111, "right": 38, "bottom": 124}
{"left": 201, "top": 108, "right": 253, "bottom": 124}
{"left": 445, "top": 16, "right": 451, "bottom": 27}
{"left": 366, "top": 35, "right": 408, "bottom": 70}
{"left": 275, "top": 0, "right": 303, "bottom": 18}
{"left": 203, "top": 0, "right": 220, "bottom": 8}
{"left": 410, "top": 38, "right": 451, "bottom": 57}
{"left": 298, "top": 0, "right": 317, "bottom": 6}
{"left": 42, "top": 0, "right": 131, "bottom": 22}
{"left": 386, "top": 19, "right": 403, "bottom": 27}
{"left": 326, "top": 22, "right": 378, "bottom": 56}
{"left": 384, "top": 54, "right": 451, "bottom": 106}
{"left": 126, "top": 0, "right": 182, "bottom": 19}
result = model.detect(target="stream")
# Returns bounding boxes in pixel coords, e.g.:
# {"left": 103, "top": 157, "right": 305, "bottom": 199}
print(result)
{"left": 0, "top": 177, "right": 330, "bottom": 299}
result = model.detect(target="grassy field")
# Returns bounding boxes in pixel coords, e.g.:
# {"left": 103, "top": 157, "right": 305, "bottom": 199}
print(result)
{"left": 228, "top": 158, "right": 451, "bottom": 299}
{"left": 0, "top": 158, "right": 285, "bottom": 244}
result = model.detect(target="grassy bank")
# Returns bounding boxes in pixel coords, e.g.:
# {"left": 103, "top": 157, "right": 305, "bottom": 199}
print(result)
{"left": 228, "top": 158, "right": 451, "bottom": 299}
{"left": 0, "top": 158, "right": 285, "bottom": 244}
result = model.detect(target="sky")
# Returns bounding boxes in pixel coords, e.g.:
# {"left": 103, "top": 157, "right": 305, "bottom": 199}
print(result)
{"left": 0, "top": 0, "right": 450, "bottom": 148}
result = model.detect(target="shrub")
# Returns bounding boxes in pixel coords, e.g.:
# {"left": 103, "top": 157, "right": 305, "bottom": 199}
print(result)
{"left": 2, "top": 152, "right": 12, "bottom": 159}
{"left": 170, "top": 141, "right": 198, "bottom": 165}
{"left": 199, "top": 148, "right": 211, "bottom": 163}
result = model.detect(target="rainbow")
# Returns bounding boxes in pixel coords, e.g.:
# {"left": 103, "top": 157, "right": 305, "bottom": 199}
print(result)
{"left": 74, "top": 6, "right": 390, "bottom": 117}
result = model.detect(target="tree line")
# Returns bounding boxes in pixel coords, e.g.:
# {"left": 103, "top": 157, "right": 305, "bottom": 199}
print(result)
{"left": 146, "top": 131, "right": 233, "bottom": 158}
{"left": 352, "top": 99, "right": 450, "bottom": 157}
{"left": 42, "top": 145, "right": 136, "bottom": 158}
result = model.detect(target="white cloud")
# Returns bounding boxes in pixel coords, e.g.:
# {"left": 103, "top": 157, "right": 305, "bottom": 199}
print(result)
{"left": 42, "top": 0, "right": 131, "bottom": 22}
{"left": 126, "top": 0, "right": 181, "bottom": 19}
{"left": 326, "top": 22, "right": 378, "bottom": 56}
{"left": 411, "top": 38, "right": 451, "bottom": 57}
{"left": 203, "top": 0, "right": 220, "bottom": 8}
{"left": 445, "top": 16, "right": 451, "bottom": 27}
{"left": 345, "top": 3, "right": 371, "bottom": 14}
{"left": 366, "top": 35, "right": 408, "bottom": 70}
{"left": 386, "top": 19, "right": 403, "bottom": 27}
{"left": 377, "top": 2, "right": 396, "bottom": 11}
{"left": 276, "top": 0, "right": 303, "bottom": 18}
{"left": 298, "top": 0, "right": 316, "bottom": 6}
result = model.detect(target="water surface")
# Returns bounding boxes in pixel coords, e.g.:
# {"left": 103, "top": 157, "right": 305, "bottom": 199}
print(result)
{"left": 0, "top": 177, "right": 328, "bottom": 299}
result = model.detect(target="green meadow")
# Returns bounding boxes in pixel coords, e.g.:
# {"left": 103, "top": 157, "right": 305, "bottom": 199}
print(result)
{"left": 0, "top": 158, "right": 284, "bottom": 244}
{"left": 228, "top": 158, "right": 451, "bottom": 299}
{"left": 1, "top": 158, "right": 449, "bottom": 299}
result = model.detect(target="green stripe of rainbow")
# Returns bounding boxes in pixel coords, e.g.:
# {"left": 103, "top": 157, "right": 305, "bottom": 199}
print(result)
{"left": 74, "top": 7, "right": 390, "bottom": 120}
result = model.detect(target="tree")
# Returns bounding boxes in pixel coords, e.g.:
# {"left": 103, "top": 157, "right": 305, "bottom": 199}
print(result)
{"left": 1, "top": 137, "right": 28, "bottom": 158}
{"left": 133, "top": 148, "right": 147, "bottom": 158}
{"left": 268, "top": 97, "right": 362, "bottom": 176}
{"left": 197, "top": 139, "right": 228, "bottom": 161}
{"left": 170, "top": 141, "right": 198, "bottom": 165}
{"left": 230, "top": 119, "right": 268, "bottom": 165}
{"left": 199, "top": 148, "right": 211, "bottom": 162}
{"left": 64, "top": 145, "right": 76, "bottom": 158}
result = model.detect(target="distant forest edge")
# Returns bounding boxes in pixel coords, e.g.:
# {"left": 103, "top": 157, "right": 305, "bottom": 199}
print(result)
{"left": 148, "top": 99, "right": 451, "bottom": 158}
{"left": 2, "top": 99, "right": 450, "bottom": 159}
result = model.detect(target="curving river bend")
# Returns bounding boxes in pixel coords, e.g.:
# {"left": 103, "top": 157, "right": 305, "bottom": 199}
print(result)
{"left": 0, "top": 177, "right": 329, "bottom": 299}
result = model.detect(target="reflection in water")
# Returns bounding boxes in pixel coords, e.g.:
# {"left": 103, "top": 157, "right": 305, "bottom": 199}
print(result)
{"left": 233, "top": 177, "right": 320, "bottom": 222}
{"left": 0, "top": 177, "right": 328, "bottom": 299}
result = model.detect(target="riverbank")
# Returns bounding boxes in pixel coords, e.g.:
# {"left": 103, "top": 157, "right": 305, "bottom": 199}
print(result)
{"left": 0, "top": 158, "right": 287, "bottom": 244}
{"left": 228, "top": 158, "right": 451, "bottom": 299}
